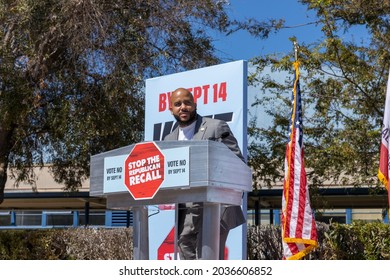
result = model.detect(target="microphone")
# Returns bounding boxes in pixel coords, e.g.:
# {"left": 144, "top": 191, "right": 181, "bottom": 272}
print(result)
{"left": 208, "top": 131, "right": 230, "bottom": 141}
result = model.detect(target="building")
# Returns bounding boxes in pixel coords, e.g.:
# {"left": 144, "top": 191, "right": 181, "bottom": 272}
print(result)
{"left": 0, "top": 165, "right": 388, "bottom": 228}
{"left": 0, "top": 166, "right": 131, "bottom": 228}
{"left": 247, "top": 184, "right": 389, "bottom": 225}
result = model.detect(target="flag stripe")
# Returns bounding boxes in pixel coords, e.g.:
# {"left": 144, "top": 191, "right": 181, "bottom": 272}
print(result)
{"left": 282, "top": 61, "right": 318, "bottom": 260}
{"left": 378, "top": 67, "right": 390, "bottom": 208}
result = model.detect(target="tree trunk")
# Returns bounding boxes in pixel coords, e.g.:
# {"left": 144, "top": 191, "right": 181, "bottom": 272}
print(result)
{"left": 0, "top": 127, "right": 13, "bottom": 204}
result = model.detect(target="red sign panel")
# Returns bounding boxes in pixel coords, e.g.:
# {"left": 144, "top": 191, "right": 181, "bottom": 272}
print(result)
{"left": 158, "top": 227, "right": 176, "bottom": 260}
{"left": 124, "top": 142, "right": 165, "bottom": 199}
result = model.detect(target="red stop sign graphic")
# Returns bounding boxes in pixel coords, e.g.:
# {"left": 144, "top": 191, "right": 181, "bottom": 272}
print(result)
{"left": 124, "top": 142, "right": 165, "bottom": 199}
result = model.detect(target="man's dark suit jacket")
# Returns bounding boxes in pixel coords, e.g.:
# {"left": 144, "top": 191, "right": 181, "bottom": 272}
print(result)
{"left": 163, "top": 114, "right": 246, "bottom": 232}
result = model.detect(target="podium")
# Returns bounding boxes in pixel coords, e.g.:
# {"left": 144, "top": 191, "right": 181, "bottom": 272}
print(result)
{"left": 90, "top": 140, "right": 252, "bottom": 260}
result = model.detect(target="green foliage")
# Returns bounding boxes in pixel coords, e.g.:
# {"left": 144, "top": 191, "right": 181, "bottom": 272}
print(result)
{"left": 0, "top": 0, "right": 236, "bottom": 199}
{"left": 1, "top": 223, "right": 390, "bottom": 260}
{"left": 247, "top": 222, "right": 390, "bottom": 260}
{"left": 0, "top": 230, "right": 58, "bottom": 259}
{"left": 323, "top": 222, "right": 366, "bottom": 259}
{"left": 0, "top": 228, "right": 133, "bottom": 260}
{"left": 324, "top": 221, "right": 390, "bottom": 260}
{"left": 247, "top": 0, "right": 390, "bottom": 199}
{"left": 52, "top": 227, "right": 134, "bottom": 260}
{"left": 247, "top": 224, "right": 282, "bottom": 260}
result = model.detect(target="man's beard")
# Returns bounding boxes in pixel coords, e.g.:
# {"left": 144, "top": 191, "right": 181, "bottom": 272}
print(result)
{"left": 174, "top": 110, "right": 197, "bottom": 127}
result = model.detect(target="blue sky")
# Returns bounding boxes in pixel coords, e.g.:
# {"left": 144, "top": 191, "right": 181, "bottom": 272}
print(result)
{"left": 212, "top": 0, "right": 321, "bottom": 62}
{"left": 208, "top": 1, "right": 326, "bottom": 129}
{"left": 213, "top": 1, "right": 370, "bottom": 62}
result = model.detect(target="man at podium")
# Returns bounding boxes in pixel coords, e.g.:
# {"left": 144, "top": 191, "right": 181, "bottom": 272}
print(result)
{"left": 164, "top": 87, "right": 246, "bottom": 260}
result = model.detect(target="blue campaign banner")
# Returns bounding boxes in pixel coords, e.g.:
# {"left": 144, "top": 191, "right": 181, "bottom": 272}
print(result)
{"left": 144, "top": 60, "right": 248, "bottom": 260}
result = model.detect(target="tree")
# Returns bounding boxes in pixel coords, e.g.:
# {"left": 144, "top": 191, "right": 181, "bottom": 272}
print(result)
{"left": 0, "top": 0, "right": 232, "bottom": 203}
{"left": 246, "top": 0, "right": 390, "bottom": 207}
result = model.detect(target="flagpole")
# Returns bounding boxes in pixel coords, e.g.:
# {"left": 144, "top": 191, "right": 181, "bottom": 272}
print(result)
{"left": 283, "top": 42, "right": 299, "bottom": 242}
{"left": 282, "top": 40, "right": 318, "bottom": 260}
{"left": 283, "top": 41, "right": 300, "bottom": 244}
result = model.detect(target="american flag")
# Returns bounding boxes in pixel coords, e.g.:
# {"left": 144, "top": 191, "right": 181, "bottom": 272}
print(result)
{"left": 378, "top": 68, "right": 390, "bottom": 207}
{"left": 281, "top": 61, "right": 318, "bottom": 260}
